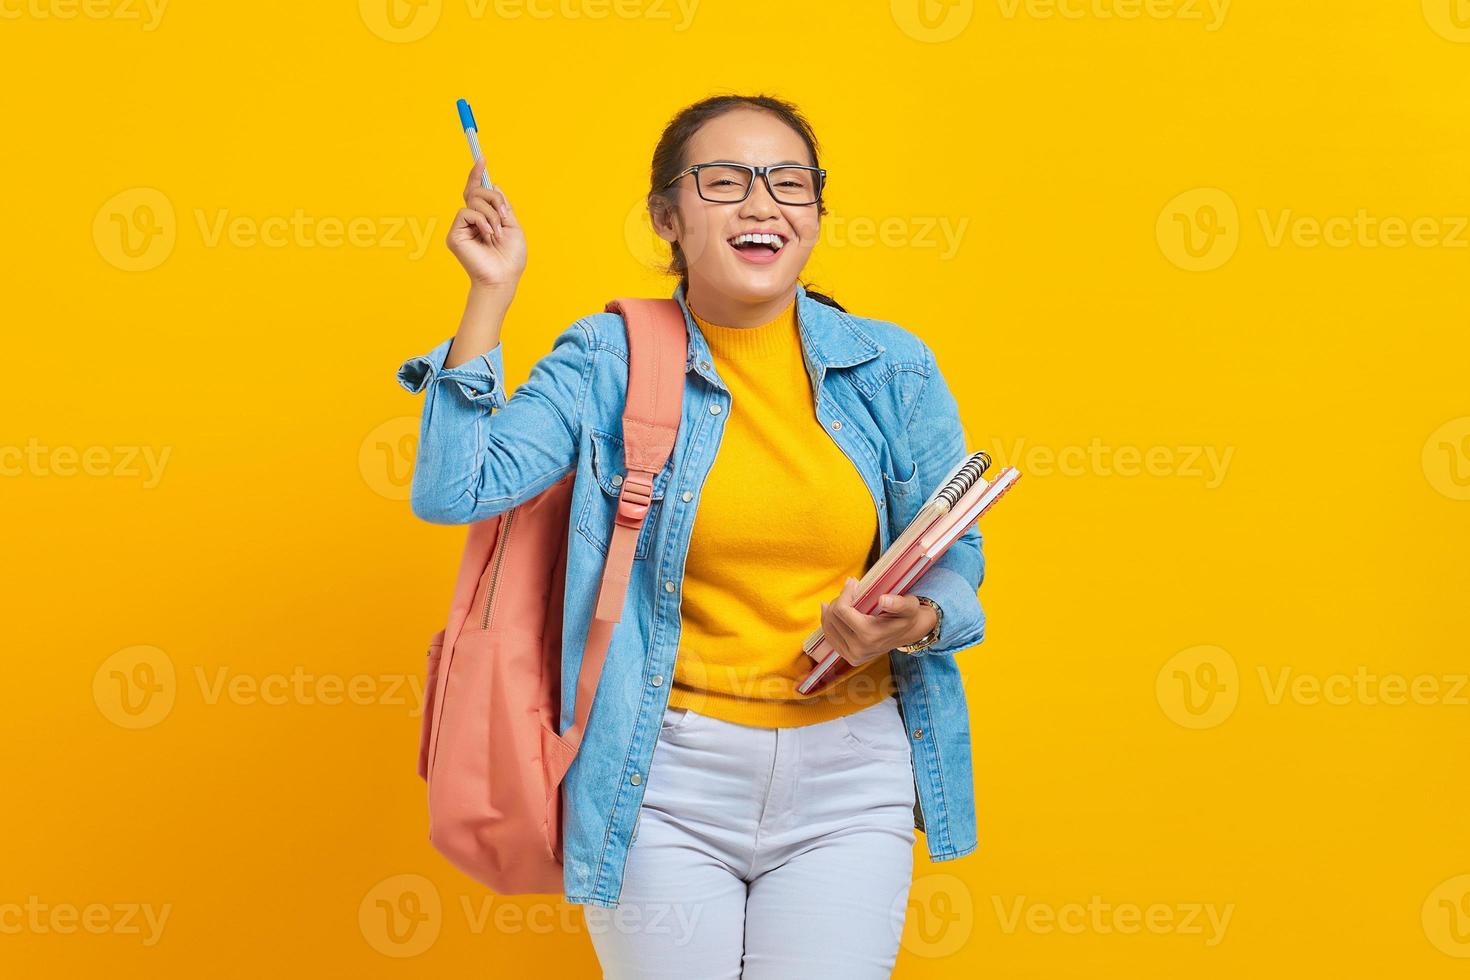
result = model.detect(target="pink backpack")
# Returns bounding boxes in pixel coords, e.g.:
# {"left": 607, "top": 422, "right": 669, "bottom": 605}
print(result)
{"left": 415, "top": 298, "right": 688, "bottom": 895}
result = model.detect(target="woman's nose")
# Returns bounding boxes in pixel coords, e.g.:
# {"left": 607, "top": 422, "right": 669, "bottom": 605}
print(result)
{"left": 741, "top": 177, "right": 783, "bottom": 217}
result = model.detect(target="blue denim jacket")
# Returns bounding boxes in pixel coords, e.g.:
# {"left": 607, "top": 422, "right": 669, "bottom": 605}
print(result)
{"left": 397, "top": 282, "right": 987, "bottom": 909}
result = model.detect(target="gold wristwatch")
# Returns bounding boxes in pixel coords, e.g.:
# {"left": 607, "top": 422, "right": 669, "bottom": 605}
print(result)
{"left": 896, "top": 595, "right": 943, "bottom": 654}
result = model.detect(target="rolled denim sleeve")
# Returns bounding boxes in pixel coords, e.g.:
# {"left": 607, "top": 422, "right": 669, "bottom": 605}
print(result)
{"left": 395, "top": 320, "right": 594, "bottom": 525}
{"left": 904, "top": 341, "right": 986, "bottom": 657}
{"left": 397, "top": 339, "right": 509, "bottom": 409}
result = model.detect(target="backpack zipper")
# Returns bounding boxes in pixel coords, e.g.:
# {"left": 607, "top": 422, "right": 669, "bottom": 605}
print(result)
{"left": 480, "top": 508, "right": 517, "bottom": 629}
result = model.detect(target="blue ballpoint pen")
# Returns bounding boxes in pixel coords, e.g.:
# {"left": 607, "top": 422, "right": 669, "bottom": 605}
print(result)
{"left": 457, "top": 99, "right": 494, "bottom": 190}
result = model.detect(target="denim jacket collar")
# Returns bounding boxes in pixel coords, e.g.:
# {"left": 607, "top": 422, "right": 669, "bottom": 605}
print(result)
{"left": 671, "top": 281, "right": 885, "bottom": 393}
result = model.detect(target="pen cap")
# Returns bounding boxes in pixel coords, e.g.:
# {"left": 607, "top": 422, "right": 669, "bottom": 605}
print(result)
{"left": 456, "top": 98, "right": 477, "bottom": 131}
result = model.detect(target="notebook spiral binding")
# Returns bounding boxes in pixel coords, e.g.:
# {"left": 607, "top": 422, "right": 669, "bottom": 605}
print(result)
{"left": 937, "top": 451, "right": 993, "bottom": 509}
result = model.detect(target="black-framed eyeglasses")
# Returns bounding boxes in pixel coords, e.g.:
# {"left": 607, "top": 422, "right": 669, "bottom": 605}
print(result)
{"left": 664, "top": 162, "right": 826, "bottom": 206}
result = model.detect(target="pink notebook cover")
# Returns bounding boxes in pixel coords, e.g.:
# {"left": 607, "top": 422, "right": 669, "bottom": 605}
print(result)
{"left": 796, "top": 458, "right": 1020, "bottom": 696}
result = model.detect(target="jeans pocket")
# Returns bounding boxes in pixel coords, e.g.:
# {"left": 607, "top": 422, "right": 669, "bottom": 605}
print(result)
{"left": 658, "top": 704, "right": 694, "bottom": 738}
{"left": 835, "top": 699, "right": 913, "bottom": 765}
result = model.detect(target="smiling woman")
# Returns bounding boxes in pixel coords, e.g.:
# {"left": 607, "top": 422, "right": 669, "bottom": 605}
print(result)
{"left": 646, "top": 96, "right": 846, "bottom": 322}
{"left": 590, "top": 94, "right": 982, "bottom": 978}
{"left": 401, "top": 91, "right": 989, "bottom": 979}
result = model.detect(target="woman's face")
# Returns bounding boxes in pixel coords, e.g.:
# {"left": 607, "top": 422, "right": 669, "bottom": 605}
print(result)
{"left": 653, "top": 108, "right": 822, "bottom": 314}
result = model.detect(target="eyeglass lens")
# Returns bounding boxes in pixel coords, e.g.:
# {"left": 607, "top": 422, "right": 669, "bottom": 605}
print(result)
{"left": 695, "top": 165, "right": 820, "bottom": 205}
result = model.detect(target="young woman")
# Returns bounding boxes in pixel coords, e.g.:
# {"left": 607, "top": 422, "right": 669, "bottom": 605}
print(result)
{"left": 399, "top": 93, "right": 987, "bottom": 978}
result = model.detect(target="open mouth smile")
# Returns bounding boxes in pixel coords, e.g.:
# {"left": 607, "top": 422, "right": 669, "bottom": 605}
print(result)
{"left": 726, "top": 231, "right": 788, "bottom": 265}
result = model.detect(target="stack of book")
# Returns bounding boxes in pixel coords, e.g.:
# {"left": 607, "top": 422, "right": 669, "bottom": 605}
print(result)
{"left": 796, "top": 451, "right": 1021, "bottom": 695}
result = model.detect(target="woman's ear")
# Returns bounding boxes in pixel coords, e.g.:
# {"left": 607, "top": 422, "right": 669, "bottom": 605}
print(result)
{"left": 649, "top": 196, "right": 680, "bottom": 245}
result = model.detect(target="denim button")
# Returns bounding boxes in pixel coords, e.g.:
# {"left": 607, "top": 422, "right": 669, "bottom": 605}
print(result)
{"left": 681, "top": 490, "right": 693, "bottom": 502}
{"left": 709, "top": 403, "right": 722, "bottom": 415}
{"left": 651, "top": 674, "right": 663, "bottom": 687}
{"left": 630, "top": 772, "right": 641, "bottom": 785}
{"left": 830, "top": 419, "right": 842, "bottom": 430}
{"left": 611, "top": 474, "right": 623, "bottom": 487}
{"left": 664, "top": 581, "right": 676, "bottom": 592}
{"left": 912, "top": 728, "right": 924, "bottom": 739}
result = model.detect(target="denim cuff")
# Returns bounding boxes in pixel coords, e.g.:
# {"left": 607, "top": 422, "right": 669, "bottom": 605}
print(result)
{"left": 397, "top": 337, "right": 509, "bottom": 409}
{"left": 909, "top": 564, "right": 986, "bottom": 657}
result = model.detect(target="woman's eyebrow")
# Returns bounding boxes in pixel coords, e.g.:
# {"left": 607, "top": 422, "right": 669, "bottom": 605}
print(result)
{"left": 707, "top": 158, "right": 809, "bottom": 166}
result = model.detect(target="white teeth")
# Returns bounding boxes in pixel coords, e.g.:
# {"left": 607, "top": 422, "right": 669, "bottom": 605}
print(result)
{"left": 729, "top": 232, "right": 784, "bottom": 251}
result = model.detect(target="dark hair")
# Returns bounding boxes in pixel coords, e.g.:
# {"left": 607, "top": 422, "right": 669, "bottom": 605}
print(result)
{"left": 647, "top": 93, "right": 845, "bottom": 313}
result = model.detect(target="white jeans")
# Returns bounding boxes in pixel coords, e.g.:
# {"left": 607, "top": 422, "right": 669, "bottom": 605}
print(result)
{"left": 582, "top": 695, "right": 917, "bottom": 979}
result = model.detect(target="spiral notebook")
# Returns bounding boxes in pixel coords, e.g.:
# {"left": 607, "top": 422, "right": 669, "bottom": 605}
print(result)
{"left": 795, "top": 451, "right": 1021, "bottom": 696}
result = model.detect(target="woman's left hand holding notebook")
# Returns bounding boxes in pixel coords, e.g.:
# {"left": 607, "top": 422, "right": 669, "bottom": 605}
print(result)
{"left": 814, "top": 576, "right": 937, "bottom": 669}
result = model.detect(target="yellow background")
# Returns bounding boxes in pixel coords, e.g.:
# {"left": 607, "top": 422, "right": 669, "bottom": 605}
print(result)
{"left": 3, "top": 0, "right": 1468, "bottom": 976}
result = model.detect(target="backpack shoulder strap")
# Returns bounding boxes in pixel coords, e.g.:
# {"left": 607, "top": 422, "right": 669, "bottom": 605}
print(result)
{"left": 564, "top": 298, "right": 686, "bottom": 749}
{"left": 591, "top": 298, "right": 687, "bottom": 623}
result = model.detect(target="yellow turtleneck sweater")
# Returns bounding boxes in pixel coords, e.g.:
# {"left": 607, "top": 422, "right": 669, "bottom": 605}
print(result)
{"left": 667, "top": 296, "right": 895, "bottom": 728}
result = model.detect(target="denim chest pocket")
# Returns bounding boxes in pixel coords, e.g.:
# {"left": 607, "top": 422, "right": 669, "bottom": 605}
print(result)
{"left": 881, "top": 457, "right": 923, "bottom": 535}
{"left": 575, "top": 427, "right": 673, "bottom": 560}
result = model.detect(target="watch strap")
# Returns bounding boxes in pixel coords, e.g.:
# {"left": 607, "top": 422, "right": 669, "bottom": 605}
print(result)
{"left": 896, "top": 594, "right": 943, "bottom": 654}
